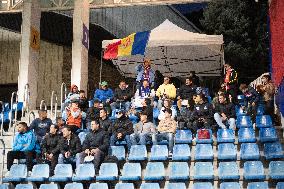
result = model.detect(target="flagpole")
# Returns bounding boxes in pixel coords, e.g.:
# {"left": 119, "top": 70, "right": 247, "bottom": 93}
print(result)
{"left": 100, "top": 49, "right": 103, "bottom": 84}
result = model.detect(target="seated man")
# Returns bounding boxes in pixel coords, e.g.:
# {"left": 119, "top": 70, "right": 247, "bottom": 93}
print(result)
{"left": 7, "top": 122, "right": 37, "bottom": 172}
{"left": 78, "top": 90, "right": 89, "bottom": 113}
{"left": 158, "top": 99, "right": 177, "bottom": 121}
{"left": 111, "top": 81, "right": 132, "bottom": 111}
{"left": 109, "top": 110, "right": 133, "bottom": 152}
{"left": 156, "top": 76, "right": 176, "bottom": 109}
{"left": 130, "top": 111, "right": 156, "bottom": 145}
{"left": 29, "top": 109, "right": 52, "bottom": 143}
{"left": 93, "top": 81, "right": 114, "bottom": 105}
{"left": 58, "top": 126, "right": 82, "bottom": 170}
{"left": 152, "top": 109, "right": 177, "bottom": 153}
{"left": 81, "top": 120, "right": 109, "bottom": 173}
{"left": 177, "top": 77, "right": 196, "bottom": 110}
{"left": 177, "top": 101, "right": 193, "bottom": 130}
{"left": 86, "top": 99, "right": 101, "bottom": 130}
{"left": 99, "top": 108, "right": 112, "bottom": 135}
{"left": 214, "top": 93, "right": 236, "bottom": 130}
{"left": 133, "top": 80, "right": 155, "bottom": 108}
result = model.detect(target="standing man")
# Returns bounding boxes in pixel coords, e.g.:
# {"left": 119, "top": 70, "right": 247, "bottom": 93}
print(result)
{"left": 136, "top": 58, "right": 155, "bottom": 88}
{"left": 222, "top": 63, "right": 238, "bottom": 104}
{"left": 111, "top": 81, "right": 132, "bottom": 111}
{"left": 177, "top": 77, "right": 197, "bottom": 110}
{"left": 156, "top": 76, "right": 176, "bottom": 109}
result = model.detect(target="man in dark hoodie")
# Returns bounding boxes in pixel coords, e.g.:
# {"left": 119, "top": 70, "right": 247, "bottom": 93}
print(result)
{"left": 110, "top": 81, "right": 132, "bottom": 111}
{"left": 109, "top": 110, "right": 133, "bottom": 152}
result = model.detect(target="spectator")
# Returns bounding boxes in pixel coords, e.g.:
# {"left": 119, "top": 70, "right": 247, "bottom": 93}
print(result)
{"left": 81, "top": 120, "right": 109, "bottom": 173}
{"left": 78, "top": 90, "right": 88, "bottom": 112}
{"left": 65, "top": 84, "right": 80, "bottom": 104}
{"left": 64, "top": 100, "right": 86, "bottom": 133}
{"left": 130, "top": 111, "right": 156, "bottom": 145}
{"left": 189, "top": 71, "right": 200, "bottom": 86}
{"left": 58, "top": 126, "right": 82, "bottom": 170}
{"left": 141, "top": 98, "right": 153, "bottom": 123}
{"left": 111, "top": 81, "right": 132, "bottom": 111}
{"left": 156, "top": 76, "right": 176, "bottom": 109}
{"left": 56, "top": 117, "right": 65, "bottom": 135}
{"left": 154, "top": 70, "right": 164, "bottom": 91}
{"left": 158, "top": 99, "right": 177, "bottom": 121}
{"left": 99, "top": 108, "right": 112, "bottom": 134}
{"left": 40, "top": 124, "right": 61, "bottom": 175}
{"left": 136, "top": 58, "right": 155, "bottom": 88}
{"left": 214, "top": 93, "right": 236, "bottom": 130}
{"left": 109, "top": 110, "right": 133, "bottom": 152}
{"left": 222, "top": 63, "right": 238, "bottom": 104}
{"left": 86, "top": 99, "right": 101, "bottom": 129}
{"left": 7, "top": 122, "right": 37, "bottom": 172}
{"left": 212, "top": 89, "right": 226, "bottom": 108}
{"left": 177, "top": 100, "right": 193, "bottom": 130}
{"left": 152, "top": 108, "right": 177, "bottom": 153}
{"left": 29, "top": 109, "right": 52, "bottom": 143}
{"left": 261, "top": 74, "right": 276, "bottom": 119}
{"left": 190, "top": 94, "right": 214, "bottom": 135}
{"left": 177, "top": 77, "right": 196, "bottom": 110}
{"left": 93, "top": 81, "right": 114, "bottom": 105}
{"left": 134, "top": 80, "right": 155, "bottom": 108}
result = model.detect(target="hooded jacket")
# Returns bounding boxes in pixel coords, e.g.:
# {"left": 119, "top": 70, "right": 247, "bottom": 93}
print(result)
{"left": 109, "top": 115, "right": 133, "bottom": 137}
{"left": 94, "top": 88, "right": 114, "bottom": 102}
{"left": 82, "top": 128, "right": 109, "bottom": 153}
{"left": 13, "top": 130, "right": 36, "bottom": 152}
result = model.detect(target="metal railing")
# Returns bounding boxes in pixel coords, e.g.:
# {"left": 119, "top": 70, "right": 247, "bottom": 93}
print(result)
{"left": 9, "top": 91, "right": 18, "bottom": 130}
{"left": 28, "top": 111, "right": 35, "bottom": 125}
{"left": 0, "top": 139, "right": 5, "bottom": 184}
{"left": 60, "top": 82, "right": 67, "bottom": 112}
{"left": 50, "top": 91, "right": 58, "bottom": 121}
{"left": 250, "top": 72, "right": 269, "bottom": 89}
{"left": 0, "top": 103, "right": 4, "bottom": 136}
{"left": 22, "top": 84, "right": 30, "bottom": 117}
{"left": 39, "top": 100, "right": 47, "bottom": 111}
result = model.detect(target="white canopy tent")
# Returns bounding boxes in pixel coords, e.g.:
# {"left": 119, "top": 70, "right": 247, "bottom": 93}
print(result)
{"left": 102, "top": 19, "right": 224, "bottom": 79}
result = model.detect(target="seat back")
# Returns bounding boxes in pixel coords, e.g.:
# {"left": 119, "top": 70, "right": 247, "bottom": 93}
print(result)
{"left": 54, "top": 164, "right": 73, "bottom": 177}
{"left": 194, "top": 162, "right": 213, "bottom": 176}
{"left": 76, "top": 164, "right": 95, "bottom": 177}
{"left": 260, "top": 127, "right": 277, "bottom": 140}
{"left": 218, "top": 162, "right": 239, "bottom": 178}
{"left": 241, "top": 143, "right": 259, "bottom": 155}
{"left": 217, "top": 129, "right": 235, "bottom": 142}
{"left": 220, "top": 182, "right": 241, "bottom": 189}
{"left": 256, "top": 105, "right": 265, "bottom": 115}
{"left": 110, "top": 146, "right": 125, "bottom": 161}
{"left": 0, "top": 184, "right": 9, "bottom": 189}
{"left": 237, "top": 116, "right": 252, "bottom": 127}
{"left": 89, "top": 183, "right": 108, "bottom": 189}
{"left": 175, "top": 130, "right": 192, "bottom": 143}
{"left": 264, "top": 142, "right": 284, "bottom": 159}
{"left": 31, "top": 164, "right": 49, "bottom": 178}
{"left": 256, "top": 115, "right": 272, "bottom": 127}
{"left": 169, "top": 162, "right": 189, "bottom": 177}
{"left": 64, "top": 183, "right": 84, "bottom": 189}
{"left": 121, "top": 163, "right": 141, "bottom": 177}
{"left": 78, "top": 132, "right": 88, "bottom": 145}
{"left": 276, "top": 182, "right": 284, "bottom": 189}
{"left": 247, "top": 182, "right": 268, "bottom": 189}
{"left": 150, "top": 145, "right": 168, "bottom": 157}
{"left": 145, "top": 162, "right": 165, "bottom": 176}
{"left": 166, "top": 183, "right": 186, "bottom": 189}
{"left": 172, "top": 144, "right": 190, "bottom": 157}
{"left": 99, "top": 163, "right": 118, "bottom": 177}
{"left": 115, "top": 183, "right": 134, "bottom": 189}
{"left": 238, "top": 128, "right": 256, "bottom": 141}
{"left": 269, "top": 161, "right": 284, "bottom": 178}
{"left": 129, "top": 145, "right": 147, "bottom": 158}
{"left": 244, "top": 161, "right": 264, "bottom": 175}
{"left": 15, "top": 184, "right": 33, "bottom": 189}
{"left": 193, "top": 183, "right": 213, "bottom": 189}
{"left": 9, "top": 164, "right": 27, "bottom": 178}
{"left": 39, "top": 184, "right": 59, "bottom": 189}
{"left": 140, "top": 183, "right": 160, "bottom": 189}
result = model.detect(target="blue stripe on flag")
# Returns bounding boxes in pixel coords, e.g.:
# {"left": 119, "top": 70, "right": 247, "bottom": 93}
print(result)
{"left": 131, "top": 31, "right": 150, "bottom": 55}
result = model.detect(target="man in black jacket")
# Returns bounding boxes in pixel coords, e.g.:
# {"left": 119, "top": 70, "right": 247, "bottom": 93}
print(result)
{"left": 81, "top": 120, "right": 109, "bottom": 173}
{"left": 214, "top": 94, "right": 236, "bottom": 129}
{"left": 110, "top": 81, "right": 132, "bottom": 111}
{"left": 58, "top": 126, "right": 82, "bottom": 170}
{"left": 86, "top": 99, "right": 101, "bottom": 130}
{"left": 177, "top": 77, "right": 196, "bottom": 110}
{"left": 99, "top": 108, "right": 112, "bottom": 135}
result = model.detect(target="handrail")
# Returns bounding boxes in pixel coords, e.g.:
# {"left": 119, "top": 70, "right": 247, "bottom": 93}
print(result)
{"left": 28, "top": 111, "right": 35, "bottom": 125}
{"left": 12, "top": 122, "right": 17, "bottom": 144}
{"left": 40, "top": 100, "right": 47, "bottom": 111}
{"left": 9, "top": 91, "right": 18, "bottom": 130}
{"left": 22, "top": 83, "right": 30, "bottom": 117}
{"left": 60, "top": 82, "right": 67, "bottom": 112}
{"left": 0, "top": 103, "right": 4, "bottom": 136}
{"left": 250, "top": 72, "right": 270, "bottom": 89}
{"left": 50, "top": 91, "right": 58, "bottom": 121}
{"left": 0, "top": 139, "right": 5, "bottom": 184}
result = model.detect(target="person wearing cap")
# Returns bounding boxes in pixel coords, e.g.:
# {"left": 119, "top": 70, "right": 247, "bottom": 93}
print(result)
{"left": 156, "top": 76, "right": 176, "bottom": 109}
{"left": 93, "top": 81, "right": 114, "bottom": 104}
{"left": 152, "top": 108, "right": 177, "bottom": 153}
{"left": 136, "top": 58, "right": 155, "bottom": 88}
{"left": 111, "top": 81, "right": 133, "bottom": 111}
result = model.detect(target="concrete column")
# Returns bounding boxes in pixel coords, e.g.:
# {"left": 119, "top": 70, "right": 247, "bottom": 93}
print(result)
{"left": 18, "top": 0, "right": 41, "bottom": 110}
{"left": 71, "top": 0, "right": 89, "bottom": 92}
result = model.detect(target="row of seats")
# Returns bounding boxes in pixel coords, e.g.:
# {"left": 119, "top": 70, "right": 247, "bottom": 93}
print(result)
{"left": 236, "top": 115, "right": 273, "bottom": 128}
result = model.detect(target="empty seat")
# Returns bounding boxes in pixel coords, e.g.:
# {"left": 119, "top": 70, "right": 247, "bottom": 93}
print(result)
{"left": 256, "top": 115, "right": 272, "bottom": 128}
{"left": 217, "top": 129, "right": 235, "bottom": 143}
{"left": 26, "top": 164, "right": 49, "bottom": 182}
{"left": 15, "top": 184, "right": 33, "bottom": 189}
{"left": 49, "top": 164, "right": 73, "bottom": 182}
{"left": 236, "top": 106, "right": 247, "bottom": 116}
{"left": 149, "top": 145, "right": 168, "bottom": 161}
{"left": 220, "top": 182, "right": 241, "bottom": 189}
{"left": 72, "top": 164, "right": 95, "bottom": 182}
{"left": 244, "top": 161, "right": 266, "bottom": 180}
{"left": 144, "top": 162, "right": 165, "bottom": 181}
{"left": 169, "top": 162, "right": 190, "bottom": 180}
{"left": 194, "top": 162, "right": 214, "bottom": 180}
{"left": 172, "top": 144, "right": 191, "bottom": 161}
{"left": 240, "top": 143, "right": 260, "bottom": 160}
{"left": 89, "top": 183, "right": 108, "bottom": 189}
{"left": 269, "top": 161, "right": 284, "bottom": 180}
{"left": 0, "top": 184, "right": 9, "bottom": 189}
{"left": 3, "top": 164, "right": 27, "bottom": 182}
{"left": 247, "top": 182, "right": 268, "bottom": 189}
{"left": 276, "top": 182, "right": 284, "bottom": 189}
{"left": 236, "top": 116, "right": 252, "bottom": 128}
{"left": 120, "top": 163, "right": 141, "bottom": 181}
{"left": 218, "top": 162, "right": 240, "bottom": 180}
{"left": 238, "top": 128, "right": 256, "bottom": 143}
{"left": 259, "top": 127, "right": 278, "bottom": 142}
{"left": 39, "top": 184, "right": 59, "bottom": 189}
{"left": 64, "top": 183, "right": 84, "bottom": 189}
{"left": 128, "top": 145, "right": 147, "bottom": 161}
{"left": 194, "top": 144, "right": 213, "bottom": 160}
{"left": 264, "top": 142, "right": 284, "bottom": 160}
{"left": 110, "top": 146, "right": 125, "bottom": 161}
{"left": 140, "top": 183, "right": 160, "bottom": 189}
{"left": 115, "top": 183, "right": 135, "bottom": 189}
{"left": 78, "top": 132, "right": 88, "bottom": 144}
{"left": 193, "top": 183, "right": 213, "bottom": 189}
{"left": 96, "top": 163, "right": 118, "bottom": 181}
{"left": 175, "top": 130, "right": 192, "bottom": 144}
{"left": 196, "top": 129, "right": 213, "bottom": 144}
{"left": 165, "top": 183, "right": 186, "bottom": 189}
{"left": 218, "top": 143, "right": 237, "bottom": 160}
{"left": 256, "top": 105, "right": 265, "bottom": 115}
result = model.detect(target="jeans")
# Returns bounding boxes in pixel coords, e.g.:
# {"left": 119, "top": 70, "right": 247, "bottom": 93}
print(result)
{"left": 214, "top": 113, "right": 236, "bottom": 129}
{"left": 152, "top": 132, "right": 174, "bottom": 152}
{"left": 58, "top": 153, "right": 82, "bottom": 170}
{"left": 110, "top": 134, "right": 131, "bottom": 151}
{"left": 7, "top": 151, "right": 35, "bottom": 171}
{"left": 110, "top": 101, "right": 131, "bottom": 111}
{"left": 130, "top": 133, "right": 152, "bottom": 145}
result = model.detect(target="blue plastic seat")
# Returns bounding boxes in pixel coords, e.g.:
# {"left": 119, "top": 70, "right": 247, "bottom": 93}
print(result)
{"left": 110, "top": 146, "right": 125, "bottom": 161}
{"left": 194, "top": 162, "right": 214, "bottom": 180}
{"left": 169, "top": 162, "right": 190, "bottom": 181}
{"left": 194, "top": 144, "right": 213, "bottom": 160}
{"left": 276, "top": 182, "right": 284, "bottom": 189}
{"left": 64, "top": 183, "right": 84, "bottom": 189}
{"left": 26, "top": 164, "right": 49, "bottom": 182}
{"left": 236, "top": 106, "right": 247, "bottom": 116}
{"left": 15, "top": 184, "right": 33, "bottom": 189}
{"left": 238, "top": 128, "right": 256, "bottom": 143}
{"left": 3, "top": 164, "right": 27, "bottom": 182}
{"left": 149, "top": 145, "right": 168, "bottom": 161}
{"left": 237, "top": 95, "right": 245, "bottom": 105}
{"left": 218, "top": 162, "right": 240, "bottom": 180}
{"left": 144, "top": 162, "right": 165, "bottom": 181}
{"left": 264, "top": 142, "right": 284, "bottom": 160}
{"left": 96, "top": 163, "right": 118, "bottom": 181}
{"left": 175, "top": 130, "right": 192, "bottom": 144}
{"left": 256, "top": 115, "right": 272, "bottom": 128}
{"left": 120, "top": 163, "right": 141, "bottom": 181}
{"left": 269, "top": 161, "right": 284, "bottom": 180}
{"left": 72, "top": 164, "right": 95, "bottom": 181}
{"left": 0, "top": 184, "right": 9, "bottom": 189}
{"left": 78, "top": 132, "right": 88, "bottom": 144}
{"left": 115, "top": 183, "right": 135, "bottom": 189}
{"left": 193, "top": 183, "right": 213, "bottom": 189}
{"left": 89, "top": 183, "right": 108, "bottom": 189}
{"left": 140, "top": 183, "right": 160, "bottom": 189}
{"left": 259, "top": 127, "right": 278, "bottom": 142}
{"left": 128, "top": 145, "right": 147, "bottom": 161}
{"left": 196, "top": 129, "right": 213, "bottom": 144}
{"left": 172, "top": 144, "right": 191, "bottom": 161}
{"left": 39, "top": 184, "right": 59, "bottom": 189}
{"left": 49, "top": 164, "right": 73, "bottom": 182}
{"left": 218, "top": 143, "right": 237, "bottom": 160}
{"left": 153, "top": 108, "right": 159, "bottom": 119}
{"left": 240, "top": 143, "right": 260, "bottom": 160}
{"left": 247, "top": 182, "right": 268, "bottom": 189}
{"left": 220, "top": 182, "right": 241, "bottom": 189}
{"left": 256, "top": 105, "right": 265, "bottom": 115}
{"left": 165, "top": 183, "right": 186, "bottom": 189}
{"left": 217, "top": 129, "right": 235, "bottom": 143}
{"left": 236, "top": 116, "right": 252, "bottom": 128}
{"left": 244, "top": 161, "right": 266, "bottom": 180}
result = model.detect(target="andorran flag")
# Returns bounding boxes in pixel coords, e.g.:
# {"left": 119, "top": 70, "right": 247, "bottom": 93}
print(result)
{"left": 103, "top": 31, "right": 150, "bottom": 59}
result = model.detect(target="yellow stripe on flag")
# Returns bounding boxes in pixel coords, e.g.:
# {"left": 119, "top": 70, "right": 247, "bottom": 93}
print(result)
{"left": 118, "top": 33, "right": 135, "bottom": 57}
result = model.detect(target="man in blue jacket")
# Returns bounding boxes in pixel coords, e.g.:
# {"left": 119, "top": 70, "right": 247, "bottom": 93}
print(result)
{"left": 93, "top": 81, "right": 114, "bottom": 104}
{"left": 7, "top": 122, "right": 37, "bottom": 172}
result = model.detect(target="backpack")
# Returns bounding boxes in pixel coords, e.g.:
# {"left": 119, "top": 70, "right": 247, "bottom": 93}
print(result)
{"left": 197, "top": 129, "right": 210, "bottom": 139}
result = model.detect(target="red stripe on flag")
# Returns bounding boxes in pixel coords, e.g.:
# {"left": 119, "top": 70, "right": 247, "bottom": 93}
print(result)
{"left": 103, "top": 40, "right": 121, "bottom": 59}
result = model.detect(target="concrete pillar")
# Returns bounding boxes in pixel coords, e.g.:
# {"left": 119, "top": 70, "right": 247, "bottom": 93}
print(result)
{"left": 18, "top": 0, "right": 41, "bottom": 110}
{"left": 71, "top": 0, "right": 89, "bottom": 92}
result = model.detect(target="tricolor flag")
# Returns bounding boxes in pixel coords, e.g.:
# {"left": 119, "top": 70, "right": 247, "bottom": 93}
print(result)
{"left": 103, "top": 31, "right": 150, "bottom": 60}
